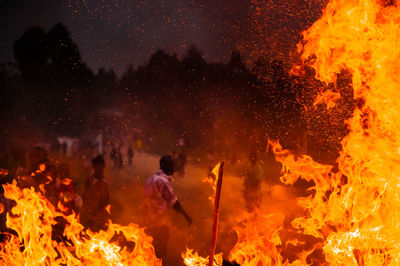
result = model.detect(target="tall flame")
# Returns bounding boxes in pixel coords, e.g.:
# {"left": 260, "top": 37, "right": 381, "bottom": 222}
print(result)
{"left": 228, "top": 211, "right": 284, "bottom": 265}
{"left": 275, "top": 0, "right": 400, "bottom": 264}
{"left": 189, "top": 0, "right": 400, "bottom": 264}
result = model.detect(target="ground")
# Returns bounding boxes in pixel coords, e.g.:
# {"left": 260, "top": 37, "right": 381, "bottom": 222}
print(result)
{"left": 62, "top": 150, "right": 303, "bottom": 265}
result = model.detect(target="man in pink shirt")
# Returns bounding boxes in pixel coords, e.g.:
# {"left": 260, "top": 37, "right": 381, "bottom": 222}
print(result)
{"left": 144, "top": 155, "right": 192, "bottom": 260}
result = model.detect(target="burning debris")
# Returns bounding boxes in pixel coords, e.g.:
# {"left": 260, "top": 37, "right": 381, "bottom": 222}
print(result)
{"left": 0, "top": 179, "right": 160, "bottom": 265}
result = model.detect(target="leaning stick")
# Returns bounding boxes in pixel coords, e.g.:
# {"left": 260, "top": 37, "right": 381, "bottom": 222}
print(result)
{"left": 209, "top": 162, "right": 224, "bottom": 266}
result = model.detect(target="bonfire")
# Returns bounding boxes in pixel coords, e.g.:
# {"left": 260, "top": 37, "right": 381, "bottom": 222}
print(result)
{"left": 2, "top": 0, "right": 400, "bottom": 265}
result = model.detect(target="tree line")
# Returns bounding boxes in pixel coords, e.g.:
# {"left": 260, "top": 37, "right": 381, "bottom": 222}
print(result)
{"left": 0, "top": 23, "right": 355, "bottom": 163}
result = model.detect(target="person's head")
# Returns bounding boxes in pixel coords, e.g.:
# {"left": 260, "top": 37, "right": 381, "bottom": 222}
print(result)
{"left": 29, "top": 146, "right": 48, "bottom": 170}
{"left": 58, "top": 163, "right": 70, "bottom": 179}
{"left": 91, "top": 155, "right": 105, "bottom": 176}
{"left": 160, "top": 155, "right": 175, "bottom": 176}
{"left": 249, "top": 151, "right": 258, "bottom": 165}
{"left": 46, "top": 164, "right": 57, "bottom": 179}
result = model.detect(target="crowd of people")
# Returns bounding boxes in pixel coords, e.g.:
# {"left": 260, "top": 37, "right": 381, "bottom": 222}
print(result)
{"left": 0, "top": 140, "right": 268, "bottom": 263}
{"left": 0, "top": 143, "right": 193, "bottom": 260}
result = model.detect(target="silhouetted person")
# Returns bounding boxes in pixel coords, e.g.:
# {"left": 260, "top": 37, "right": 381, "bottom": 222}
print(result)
{"left": 242, "top": 151, "right": 264, "bottom": 212}
{"left": 61, "top": 142, "right": 67, "bottom": 156}
{"left": 135, "top": 138, "right": 142, "bottom": 153}
{"left": 48, "top": 163, "right": 82, "bottom": 243}
{"left": 127, "top": 145, "right": 134, "bottom": 166}
{"left": 110, "top": 147, "right": 117, "bottom": 169}
{"left": 144, "top": 155, "right": 192, "bottom": 260}
{"left": 13, "top": 26, "right": 48, "bottom": 78}
{"left": 117, "top": 147, "right": 123, "bottom": 169}
{"left": 17, "top": 147, "right": 52, "bottom": 190}
{"left": 81, "top": 155, "right": 110, "bottom": 232}
{"left": 56, "top": 163, "right": 82, "bottom": 215}
{"left": 43, "top": 164, "right": 59, "bottom": 206}
{"left": 28, "top": 146, "right": 50, "bottom": 173}
{"left": 172, "top": 151, "right": 186, "bottom": 178}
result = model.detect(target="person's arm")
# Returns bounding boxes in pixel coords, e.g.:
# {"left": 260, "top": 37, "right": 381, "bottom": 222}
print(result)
{"left": 159, "top": 180, "right": 192, "bottom": 225}
{"left": 173, "top": 200, "right": 192, "bottom": 226}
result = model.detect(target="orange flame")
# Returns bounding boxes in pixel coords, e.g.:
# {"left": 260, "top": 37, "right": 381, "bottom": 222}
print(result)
{"left": 4, "top": 1, "right": 400, "bottom": 264}
{"left": 0, "top": 180, "right": 161, "bottom": 265}
{"left": 313, "top": 89, "right": 341, "bottom": 109}
{"left": 182, "top": 163, "right": 224, "bottom": 265}
{"left": 202, "top": 163, "right": 221, "bottom": 203}
{"left": 182, "top": 248, "right": 223, "bottom": 266}
{"left": 276, "top": 0, "right": 400, "bottom": 264}
{"left": 228, "top": 211, "right": 284, "bottom": 265}
{"left": 196, "top": 0, "right": 400, "bottom": 264}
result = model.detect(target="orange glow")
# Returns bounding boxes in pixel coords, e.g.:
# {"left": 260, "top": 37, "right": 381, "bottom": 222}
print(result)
{"left": 0, "top": 180, "right": 161, "bottom": 265}
{"left": 202, "top": 163, "right": 221, "bottom": 204}
{"left": 4, "top": 0, "right": 400, "bottom": 264}
{"left": 228, "top": 211, "right": 284, "bottom": 265}
{"left": 313, "top": 89, "right": 341, "bottom": 109}
{"left": 282, "top": 0, "right": 400, "bottom": 264}
{"left": 192, "top": 0, "right": 400, "bottom": 264}
{"left": 182, "top": 248, "right": 223, "bottom": 266}
{"left": 0, "top": 169, "right": 8, "bottom": 175}
{"left": 182, "top": 163, "right": 224, "bottom": 265}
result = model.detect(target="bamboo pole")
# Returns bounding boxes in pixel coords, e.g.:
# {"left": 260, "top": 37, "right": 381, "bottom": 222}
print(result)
{"left": 208, "top": 161, "right": 224, "bottom": 266}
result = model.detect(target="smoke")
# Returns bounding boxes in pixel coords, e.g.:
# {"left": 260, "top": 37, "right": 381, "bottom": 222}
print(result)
{"left": 101, "top": 148, "right": 303, "bottom": 265}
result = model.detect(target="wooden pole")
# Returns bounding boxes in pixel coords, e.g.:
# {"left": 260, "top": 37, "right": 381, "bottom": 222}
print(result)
{"left": 208, "top": 162, "right": 224, "bottom": 266}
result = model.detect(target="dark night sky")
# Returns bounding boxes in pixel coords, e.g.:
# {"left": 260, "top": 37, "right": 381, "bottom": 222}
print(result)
{"left": 0, "top": 0, "right": 326, "bottom": 74}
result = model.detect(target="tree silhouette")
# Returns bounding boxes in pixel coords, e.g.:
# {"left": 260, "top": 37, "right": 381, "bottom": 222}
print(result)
{"left": 3, "top": 23, "right": 347, "bottom": 162}
{"left": 13, "top": 26, "right": 48, "bottom": 78}
{"left": 47, "top": 23, "right": 82, "bottom": 73}
{"left": 182, "top": 46, "right": 205, "bottom": 80}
